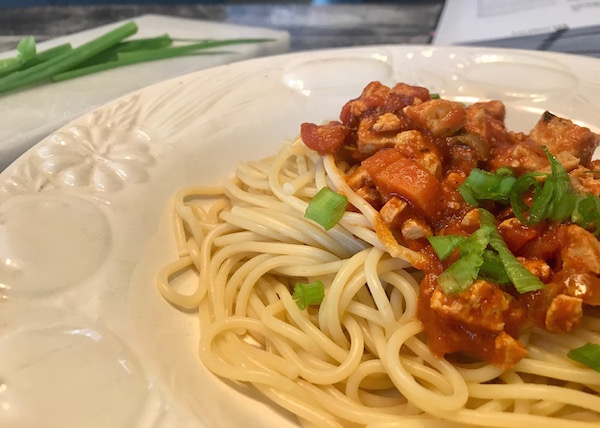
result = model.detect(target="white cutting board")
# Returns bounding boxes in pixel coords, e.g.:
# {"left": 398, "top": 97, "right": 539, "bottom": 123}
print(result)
{"left": 0, "top": 14, "right": 290, "bottom": 171}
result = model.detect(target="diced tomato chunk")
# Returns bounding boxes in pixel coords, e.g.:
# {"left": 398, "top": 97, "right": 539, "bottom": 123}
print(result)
{"left": 300, "top": 121, "right": 349, "bottom": 155}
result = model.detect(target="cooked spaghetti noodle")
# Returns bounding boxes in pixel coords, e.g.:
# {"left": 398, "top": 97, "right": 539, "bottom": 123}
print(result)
{"left": 157, "top": 136, "right": 600, "bottom": 427}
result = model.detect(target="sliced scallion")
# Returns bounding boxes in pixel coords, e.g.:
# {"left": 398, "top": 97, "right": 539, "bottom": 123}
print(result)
{"left": 567, "top": 343, "right": 600, "bottom": 371}
{"left": 436, "top": 225, "right": 493, "bottom": 295}
{"left": 458, "top": 168, "right": 516, "bottom": 206}
{"left": 479, "top": 208, "right": 545, "bottom": 293}
{"left": 479, "top": 249, "right": 511, "bottom": 284}
{"left": 304, "top": 187, "right": 348, "bottom": 230}
{"left": 292, "top": 280, "right": 325, "bottom": 310}
{"left": 437, "top": 252, "right": 484, "bottom": 295}
{"left": 427, "top": 235, "right": 466, "bottom": 261}
{"left": 572, "top": 195, "right": 600, "bottom": 235}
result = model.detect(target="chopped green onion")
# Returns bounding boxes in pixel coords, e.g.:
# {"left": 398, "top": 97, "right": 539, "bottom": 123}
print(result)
{"left": 437, "top": 252, "right": 484, "bottom": 295}
{"left": 434, "top": 209, "right": 545, "bottom": 295}
{"left": 479, "top": 209, "right": 545, "bottom": 293}
{"left": 479, "top": 249, "right": 511, "bottom": 284}
{"left": 495, "top": 166, "right": 514, "bottom": 176}
{"left": 509, "top": 172, "right": 542, "bottom": 223}
{"left": 572, "top": 195, "right": 600, "bottom": 235}
{"left": 436, "top": 226, "right": 493, "bottom": 295}
{"left": 457, "top": 168, "right": 516, "bottom": 206}
{"left": 430, "top": 93, "right": 441, "bottom": 99}
{"left": 567, "top": 343, "right": 600, "bottom": 371}
{"left": 459, "top": 225, "right": 495, "bottom": 256}
{"left": 542, "top": 147, "right": 578, "bottom": 222}
{"left": 427, "top": 235, "right": 466, "bottom": 261}
{"left": 292, "top": 281, "right": 325, "bottom": 310}
{"left": 304, "top": 187, "right": 348, "bottom": 230}
{"left": 528, "top": 175, "right": 553, "bottom": 223}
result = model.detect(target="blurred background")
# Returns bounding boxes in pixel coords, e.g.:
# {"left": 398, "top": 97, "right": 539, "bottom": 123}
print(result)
{"left": 0, "top": 1, "right": 444, "bottom": 52}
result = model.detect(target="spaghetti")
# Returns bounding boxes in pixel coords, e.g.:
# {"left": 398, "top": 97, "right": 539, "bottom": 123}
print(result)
{"left": 157, "top": 81, "right": 600, "bottom": 427}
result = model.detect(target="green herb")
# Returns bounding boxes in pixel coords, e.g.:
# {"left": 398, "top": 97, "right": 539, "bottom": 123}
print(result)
{"left": 437, "top": 252, "right": 484, "bottom": 295}
{"left": 427, "top": 235, "right": 466, "bottom": 261}
{"left": 542, "top": 147, "right": 578, "bottom": 222}
{"left": 0, "top": 36, "right": 37, "bottom": 77}
{"left": 567, "top": 343, "right": 600, "bottom": 371}
{"left": 17, "top": 36, "right": 36, "bottom": 61}
{"left": 479, "top": 208, "right": 545, "bottom": 293}
{"left": 70, "top": 34, "right": 173, "bottom": 69}
{"left": 430, "top": 93, "right": 441, "bottom": 99}
{"left": 572, "top": 194, "right": 600, "bottom": 235}
{"left": 479, "top": 249, "right": 511, "bottom": 284}
{"left": 432, "top": 210, "right": 544, "bottom": 295}
{"left": 458, "top": 167, "right": 516, "bottom": 206}
{"left": 292, "top": 280, "right": 325, "bottom": 310}
{"left": 0, "top": 21, "right": 138, "bottom": 94}
{"left": 54, "top": 37, "right": 273, "bottom": 82}
{"left": 508, "top": 172, "right": 541, "bottom": 222}
{"left": 304, "top": 187, "right": 348, "bottom": 230}
{"left": 0, "top": 22, "right": 273, "bottom": 95}
{"left": 0, "top": 43, "right": 73, "bottom": 78}
{"left": 459, "top": 147, "right": 600, "bottom": 234}
{"left": 436, "top": 225, "right": 494, "bottom": 295}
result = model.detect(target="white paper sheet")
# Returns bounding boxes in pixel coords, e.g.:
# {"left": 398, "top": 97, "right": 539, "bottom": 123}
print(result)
{"left": 433, "top": 0, "right": 600, "bottom": 46}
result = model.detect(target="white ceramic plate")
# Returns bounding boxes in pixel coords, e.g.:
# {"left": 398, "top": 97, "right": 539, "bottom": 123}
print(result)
{"left": 1, "top": 45, "right": 599, "bottom": 428}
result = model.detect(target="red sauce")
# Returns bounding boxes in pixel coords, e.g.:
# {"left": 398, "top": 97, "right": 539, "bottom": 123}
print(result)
{"left": 300, "top": 80, "right": 600, "bottom": 368}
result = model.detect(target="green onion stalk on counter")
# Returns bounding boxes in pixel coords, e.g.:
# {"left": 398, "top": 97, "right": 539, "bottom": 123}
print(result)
{"left": 0, "top": 21, "right": 273, "bottom": 95}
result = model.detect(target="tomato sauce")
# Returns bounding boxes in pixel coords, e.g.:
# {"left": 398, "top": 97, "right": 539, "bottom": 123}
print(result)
{"left": 301, "top": 81, "right": 600, "bottom": 368}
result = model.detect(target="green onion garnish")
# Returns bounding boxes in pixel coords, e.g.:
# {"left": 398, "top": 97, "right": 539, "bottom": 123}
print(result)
{"left": 427, "top": 235, "right": 466, "bottom": 261}
{"left": 459, "top": 147, "right": 600, "bottom": 235}
{"left": 572, "top": 195, "right": 600, "bottom": 235}
{"left": 437, "top": 252, "right": 484, "bottom": 295}
{"left": 509, "top": 172, "right": 543, "bottom": 222}
{"left": 304, "top": 187, "right": 348, "bottom": 230}
{"left": 479, "top": 249, "right": 511, "bottom": 284}
{"left": 542, "top": 147, "right": 578, "bottom": 222}
{"left": 435, "top": 225, "right": 493, "bottom": 295}
{"left": 431, "top": 210, "right": 544, "bottom": 295}
{"left": 458, "top": 168, "right": 516, "bottom": 206}
{"left": 458, "top": 224, "right": 495, "bottom": 255}
{"left": 292, "top": 280, "right": 325, "bottom": 310}
{"left": 567, "top": 343, "right": 600, "bottom": 372}
{"left": 479, "top": 208, "right": 545, "bottom": 293}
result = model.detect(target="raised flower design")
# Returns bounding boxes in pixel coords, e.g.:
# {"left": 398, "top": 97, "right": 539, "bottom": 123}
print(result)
{"left": 28, "top": 95, "right": 155, "bottom": 193}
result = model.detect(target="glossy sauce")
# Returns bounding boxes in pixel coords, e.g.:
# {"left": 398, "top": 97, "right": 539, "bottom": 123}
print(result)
{"left": 301, "top": 81, "right": 600, "bottom": 367}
